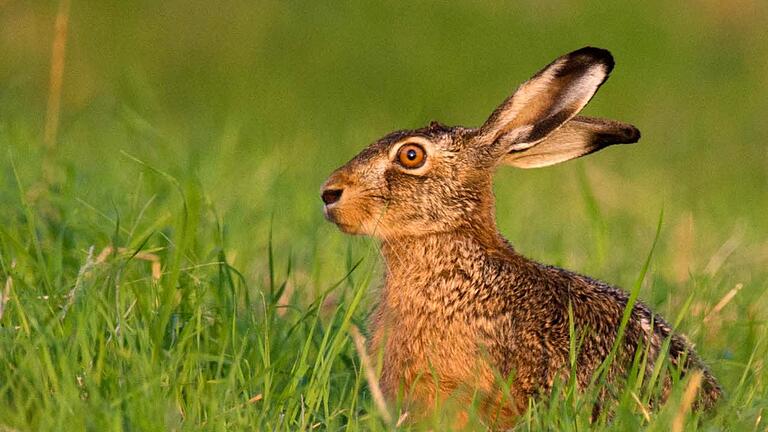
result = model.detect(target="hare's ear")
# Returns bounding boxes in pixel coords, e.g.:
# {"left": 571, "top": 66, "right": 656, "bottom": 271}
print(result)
{"left": 503, "top": 116, "right": 640, "bottom": 168}
{"left": 478, "top": 47, "right": 617, "bottom": 158}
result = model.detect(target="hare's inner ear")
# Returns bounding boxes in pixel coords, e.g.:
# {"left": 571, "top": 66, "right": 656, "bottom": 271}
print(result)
{"left": 478, "top": 47, "right": 614, "bottom": 155}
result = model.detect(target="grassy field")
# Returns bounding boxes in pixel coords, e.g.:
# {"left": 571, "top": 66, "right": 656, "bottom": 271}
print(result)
{"left": 1, "top": 1, "right": 767, "bottom": 430}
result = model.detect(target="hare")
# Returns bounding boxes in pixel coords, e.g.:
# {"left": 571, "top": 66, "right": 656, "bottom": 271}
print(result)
{"left": 321, "top": 47, "right": 721, "bottom": 427}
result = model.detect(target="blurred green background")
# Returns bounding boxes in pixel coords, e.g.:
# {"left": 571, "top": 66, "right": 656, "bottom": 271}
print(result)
{"left": 3, "top": 1, "right": 766, "bottom": 271}
{"left": 0, "top": 1, "right": 767, "bottom": 430}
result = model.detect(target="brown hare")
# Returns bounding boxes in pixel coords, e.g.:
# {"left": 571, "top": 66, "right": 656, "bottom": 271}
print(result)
{"left": 321, "top": 47, "right": 721, "bottom": 427}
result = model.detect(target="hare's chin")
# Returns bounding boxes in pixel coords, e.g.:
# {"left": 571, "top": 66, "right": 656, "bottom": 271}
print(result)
{"left": 329, "top": 220, "right": 360, "bottom": 235}
{"left": 335, "top": 223, "right": 361, "bottom": 234}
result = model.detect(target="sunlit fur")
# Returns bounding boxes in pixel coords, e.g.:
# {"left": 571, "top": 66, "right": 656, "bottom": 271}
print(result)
{"left": 321, "top": 47, "right": 720, "bottom": 428}
{"left": 323, "top": 123, "right": 493, "bottom": 240}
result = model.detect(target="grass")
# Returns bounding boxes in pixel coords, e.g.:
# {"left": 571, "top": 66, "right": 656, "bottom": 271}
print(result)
{"left": 1, "top": 1, "right": 767, "bottom": 430}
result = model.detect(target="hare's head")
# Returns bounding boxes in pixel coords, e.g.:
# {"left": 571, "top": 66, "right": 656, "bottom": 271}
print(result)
{"left": 321, "top": 47, "right": 639, "bottom": 239}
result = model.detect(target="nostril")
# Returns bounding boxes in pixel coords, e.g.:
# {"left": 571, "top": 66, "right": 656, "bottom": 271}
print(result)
{"left": 321, "top": 188, "right": 343, "bottom": 205}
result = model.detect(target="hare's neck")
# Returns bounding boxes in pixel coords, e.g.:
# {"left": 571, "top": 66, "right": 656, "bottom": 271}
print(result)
{"left": 379, "top": 230, "right": 519, "bottom": 315}
{"left": 381, "top": 230, "right": 505, "bottom": 265}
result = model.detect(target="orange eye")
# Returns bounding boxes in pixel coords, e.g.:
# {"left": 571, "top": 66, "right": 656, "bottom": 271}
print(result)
{"left": 396, "top": 143, "right": 427, "bottom": 169}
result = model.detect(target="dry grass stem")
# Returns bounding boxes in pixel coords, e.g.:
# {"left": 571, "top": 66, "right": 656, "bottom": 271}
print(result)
{"left": 704, "top": 283, "right": 743, "bottom": 323}
{"left": 630, "top": 391, "right": 651, "bottom": 422}
{"left": 0, "top": 261, "right": 15, "bottom": 321}
{"left": 96, "top": 246, "right": 163, "bottom": 281}
{"left": 349, "top": 325, "right": 392, "bottom": 425}
{"left": 704, "top": 228, "right": 744, "bottom": 276}
{"left": 396, "top": 411, "right": 409, "bottom": 427}
{"left": 276, "top": 279, "right": 294, "bottom": 317}
{"left": 44, "top": 0, "right": 71, "bottom": 151}
{"left": 671, "top": 371, "right": 703, "bottom": 432}
{"left": 671, "top": 212, "right": 695, "bottom": 284}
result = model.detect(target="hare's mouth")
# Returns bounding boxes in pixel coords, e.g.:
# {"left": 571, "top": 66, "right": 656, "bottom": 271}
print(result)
{"left": 323, "top": 206, "right": 346, "bottom": 227}
{"left": 323, "top": 204, "right": 339, "bottom": 222}
{"left": 323, "top": 206, "right": 365, "bottom": 234}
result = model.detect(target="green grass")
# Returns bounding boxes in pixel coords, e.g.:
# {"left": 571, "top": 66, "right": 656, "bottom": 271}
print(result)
{"left": 1, "top": 1, "right": 767, "bottom": 430}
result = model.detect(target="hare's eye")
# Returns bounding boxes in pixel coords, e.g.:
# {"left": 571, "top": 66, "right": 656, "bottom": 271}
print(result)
{"left": 396, "top": 143, "right": 426, "bottom": 169}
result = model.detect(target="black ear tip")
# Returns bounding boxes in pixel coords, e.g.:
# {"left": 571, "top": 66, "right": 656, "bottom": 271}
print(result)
{"left": 620, "top": 124, "right": 641, "bottom": 143}
{"left": 570, "top": 46, "right": 615, "bottom": 73}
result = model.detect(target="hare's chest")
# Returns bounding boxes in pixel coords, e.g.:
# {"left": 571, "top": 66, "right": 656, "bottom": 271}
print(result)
{"left": 370, "top": 304, "right": 496, "bottom": 405}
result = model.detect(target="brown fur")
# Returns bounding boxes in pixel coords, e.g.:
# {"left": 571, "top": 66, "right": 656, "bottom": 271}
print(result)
{"left": 321, "top": 47, "right": 721, "bottom": 428}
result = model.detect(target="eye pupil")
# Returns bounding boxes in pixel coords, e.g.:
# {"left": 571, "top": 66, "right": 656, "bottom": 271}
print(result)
{"left": 396, "top": 143, "right": 426, "bottom": 169}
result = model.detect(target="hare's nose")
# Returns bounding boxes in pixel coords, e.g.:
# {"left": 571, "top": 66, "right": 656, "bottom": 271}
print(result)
{"left": 321, "top": 188, "right": 343, "bottom": 205}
